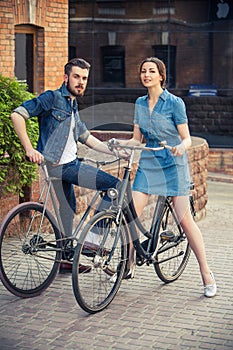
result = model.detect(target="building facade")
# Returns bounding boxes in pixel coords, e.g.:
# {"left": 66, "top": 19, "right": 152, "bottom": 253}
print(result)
{"left": 0, "top": 0, "right": 232, "bottom": 139}
{"left": 69, "top": 0, "right": 233, "bottom": 93}
{"left": 68, "top": 0, "right": 233, "bottom": 138}
{"left": 0, "top": 0, "right": 69, "bottom": 94}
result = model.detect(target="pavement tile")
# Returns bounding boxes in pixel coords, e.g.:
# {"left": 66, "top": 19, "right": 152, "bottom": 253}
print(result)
{"left": 0, "top": 180, "right": 233, "bottom": 350}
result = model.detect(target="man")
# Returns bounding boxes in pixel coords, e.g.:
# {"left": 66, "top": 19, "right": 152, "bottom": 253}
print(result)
{"left": 11, "top": 58, "right": 120, "bottom": 272}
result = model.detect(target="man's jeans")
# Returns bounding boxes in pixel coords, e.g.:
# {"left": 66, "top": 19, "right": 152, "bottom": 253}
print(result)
{"left": 47, "top": 158, "right": 120, "bottom": 237}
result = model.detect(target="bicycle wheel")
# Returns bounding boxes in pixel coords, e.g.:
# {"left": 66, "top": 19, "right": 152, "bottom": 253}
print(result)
{"left": 154, "top": 200, "right": 191, "bottom": 283}
{"left": 72, "top": 211, "right": 127, "bottom": 313}
{"left": 0, "top": 202, "right": 62, "bottom": 297}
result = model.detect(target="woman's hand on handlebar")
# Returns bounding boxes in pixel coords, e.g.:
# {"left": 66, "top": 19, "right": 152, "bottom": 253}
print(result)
{"left": 171, "top": 142, "right": 186, "bottom": 156}
{"left": 26, "top": 149, "right": 44, "bottom": 164}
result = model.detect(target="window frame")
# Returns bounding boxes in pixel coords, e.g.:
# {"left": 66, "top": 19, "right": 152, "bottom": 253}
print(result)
{"left": 15, "top": 25, "right": 37, "bottom": 93}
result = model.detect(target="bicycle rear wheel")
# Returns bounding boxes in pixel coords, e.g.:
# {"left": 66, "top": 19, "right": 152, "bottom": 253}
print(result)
{"left": 0, "top": 202, "right": 62, "bottom": 297}
{"left": 154, "top": 201, "right": 191, "bottom": 283}
{"left": 72, "top": 211, "right": 127, "bottom": 313}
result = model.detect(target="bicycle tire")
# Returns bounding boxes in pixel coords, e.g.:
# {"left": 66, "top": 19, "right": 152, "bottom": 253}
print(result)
{"left": 0, "top": 202, "right": 62, "bottom": 297}
{"left": 72, "top": 211, "right": 127, "bottom": 313}
{"left": 154, "top": 200, "right": 191, "bottom": 283}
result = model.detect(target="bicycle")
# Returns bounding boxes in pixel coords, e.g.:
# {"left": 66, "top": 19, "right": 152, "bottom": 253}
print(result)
{"left": 0, "top": 156, "right": 120, "bottom": 298}
{"left": 72, "top": 141, "right": 195, "bottom": 313}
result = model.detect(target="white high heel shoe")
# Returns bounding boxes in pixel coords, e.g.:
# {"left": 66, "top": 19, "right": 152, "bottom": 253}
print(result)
{"left": 204, "top": 272, "right": 217, "bottom": 297}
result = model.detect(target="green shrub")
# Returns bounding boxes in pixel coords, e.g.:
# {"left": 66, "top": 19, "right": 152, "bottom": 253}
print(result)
{"left": 0, "top": 74, "right": 39, "bottom": 196}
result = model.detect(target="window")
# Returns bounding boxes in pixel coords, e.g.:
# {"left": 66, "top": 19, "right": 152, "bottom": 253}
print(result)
{"left": 152, "top": 45, "right": 176, "bottom": 88}
{"left": 15, "top": 26, "right": 36, "bottom": 93}
{"left": 69, "top": 46, "right": 77, "bottom": 60}
{"left": 102, "top": 46, "right": 125, "bottom": 86}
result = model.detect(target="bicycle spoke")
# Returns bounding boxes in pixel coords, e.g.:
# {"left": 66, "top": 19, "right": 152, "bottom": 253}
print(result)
{"left": 72, "top": 212, "right": 127, "bottom": 313}
{"left": 0, "top": 203, "right": 62, "bottom": 297}
{"left": 154, "top": 203, "right": 191, "bottom": 282}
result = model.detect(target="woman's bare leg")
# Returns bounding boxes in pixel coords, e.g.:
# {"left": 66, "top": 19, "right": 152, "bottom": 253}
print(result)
{"left": 172, "top": 196, "right": 214, "bottom": 286}
{"left": 132, "top": 191, "right": 149, "bottom": 217}
{"left": 125, "top": 191, "right": 149, "bottom": 272}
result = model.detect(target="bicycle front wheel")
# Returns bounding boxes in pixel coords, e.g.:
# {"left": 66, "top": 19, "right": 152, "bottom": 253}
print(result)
{"left": 72, "top": 211, "right": 127, "bottom": 313}
{"left": 154, "top": 201, "right": 191, "bottom": 283}
{"left": 0, "top": 202, "right": 62, "bottom": 297}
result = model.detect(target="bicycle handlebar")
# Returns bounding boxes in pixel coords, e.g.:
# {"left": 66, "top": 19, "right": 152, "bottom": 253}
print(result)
{"left": 77, "top": 157, "right": 121, "bottom": 167}
{"left": 107, "top": 139, "right": 173, "bottom": 152}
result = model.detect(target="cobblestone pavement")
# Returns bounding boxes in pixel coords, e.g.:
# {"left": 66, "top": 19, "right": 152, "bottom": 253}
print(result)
{"left": 0, "top": 180, "right": 233, "bottom": 350}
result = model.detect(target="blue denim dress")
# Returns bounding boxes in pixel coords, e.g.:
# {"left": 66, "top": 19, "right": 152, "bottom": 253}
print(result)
{"left": 132, "top": 89, "right": 190, "bottom": 196}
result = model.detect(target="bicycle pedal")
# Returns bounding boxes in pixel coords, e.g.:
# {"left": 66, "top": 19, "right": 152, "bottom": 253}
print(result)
{"left": 160, "top": 230, "right": 175, "bottom": 241}
{"left": 136, "top": 254, "right": 145, "bottom": 266}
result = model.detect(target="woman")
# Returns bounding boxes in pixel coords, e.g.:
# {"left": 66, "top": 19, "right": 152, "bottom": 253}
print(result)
{"left": 121, "top": 57, "right": 216, "bottom": 297}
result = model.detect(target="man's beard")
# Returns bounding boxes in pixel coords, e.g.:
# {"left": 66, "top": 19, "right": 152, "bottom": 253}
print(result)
{"left": 66, "top": 79, "right": 84, "bottom": 97}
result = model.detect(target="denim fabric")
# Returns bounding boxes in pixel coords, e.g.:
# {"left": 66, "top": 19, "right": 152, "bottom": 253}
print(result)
{"left": 17, "top": 83, "right": 89, "bottom": 164}
{"left": 132, "top": 89, "right": 190, "bottom": 196}
{"left": 133, "top": 89, "right": 188, "bottom": 148}
{"left": 47, "top": 159, "right": 120, "bottom": 236}
{"left": 14, "top": 83, "right": 119, "bottom": 236}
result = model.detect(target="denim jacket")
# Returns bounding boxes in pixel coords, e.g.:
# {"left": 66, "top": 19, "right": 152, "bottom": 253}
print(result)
{"left": 14, "top": 83, "right": 90, "bottom": 164}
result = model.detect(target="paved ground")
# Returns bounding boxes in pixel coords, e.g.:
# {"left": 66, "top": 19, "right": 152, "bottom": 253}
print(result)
{"left": 0, "top": 178, "right": 233, "bottom": 350}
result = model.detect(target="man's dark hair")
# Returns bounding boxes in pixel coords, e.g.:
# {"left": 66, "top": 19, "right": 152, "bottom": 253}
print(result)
{"left": 64, "top": 58, "right": 91, "bottom": 75}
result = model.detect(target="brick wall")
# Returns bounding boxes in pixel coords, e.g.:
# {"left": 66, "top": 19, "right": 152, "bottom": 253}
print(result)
{"left": 187, "top": 137, "right": 209, "bottom": 221}
{"left": 0, "top": 1, "right": 15, "bottom": 77}
{"left": 0, "top": 189, "right": 18, "bottom": 225}
{"left": 183, "top": 96, "right": 233, "bottom": 136}
{"left": 208, "top": 149, "right": 233, "bottom": 175}
{"left": 0, "top": 0, "right": 68, "bottom": 93}
{"left": 69, "top": 0, "right": 233, "bottom": 92}
{"left": 79, "top": 89, "right": 233, "bottom": 138}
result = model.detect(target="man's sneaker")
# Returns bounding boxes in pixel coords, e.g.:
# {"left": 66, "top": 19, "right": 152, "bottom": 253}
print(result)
{"left": 82, "top": 241, "right": 111, "bottom": 257}
{"left": 59, "top": 262, "right": 91, "bottom": 274}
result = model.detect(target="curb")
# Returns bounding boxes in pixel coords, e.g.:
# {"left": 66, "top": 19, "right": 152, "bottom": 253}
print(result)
{"left": 208, "top": 171, "right": 233, "bottom": 183}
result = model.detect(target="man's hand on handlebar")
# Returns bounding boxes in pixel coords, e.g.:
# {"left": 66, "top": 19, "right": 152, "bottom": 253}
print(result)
{"left": 108, "top": 138, "right": 131, "bottom": 159}
{"left": 26, "top": 149, "right": 44, "bottom": 164}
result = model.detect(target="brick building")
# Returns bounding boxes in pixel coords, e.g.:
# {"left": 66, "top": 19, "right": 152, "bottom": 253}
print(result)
{"left": 0, "top": 0, "right": 232, "bottom": 223}
{"left": 68, "top": 0, "right": 233, "bottom": 143}
{"left": 0, "top": 0, "right": 69, "bottom": 94}
{"left": 69, "top": 0, "right": 233, "bottom": 93}
{"left": 1, "top": 1, "right": 232, "bottom": 96}
{"left": 0, "top": 0, "right": 232, "bottom": 140}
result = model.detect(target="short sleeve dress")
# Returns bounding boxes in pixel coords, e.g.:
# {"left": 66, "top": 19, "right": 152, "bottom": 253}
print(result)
{"left": 132, "top": 89, "right": 190, "bottom": 196}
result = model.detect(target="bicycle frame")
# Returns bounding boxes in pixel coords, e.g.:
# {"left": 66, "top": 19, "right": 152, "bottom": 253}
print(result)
{"left": 39, "top": 162, "right": 65, "bottom": 238}
{"left": 106, "top": 148, "right": 160, "bottom": 261}
{"left": 35, "top": 158, "right": 119, "bottom": 245}
{"left": 71, "top": 141, "right": 193, "bottom": 313}
{"left": 0, "top": 155, "right": 123, "bottom": 298}
{"left": 106, "top": 141, "right": 193, "bottom": 263}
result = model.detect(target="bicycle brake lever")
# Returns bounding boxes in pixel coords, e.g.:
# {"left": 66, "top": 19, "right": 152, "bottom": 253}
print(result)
{"left": 159, "top": 140, "right": 167, "bottom": 148}
{"left": 159, "top": 140, "right": 173, "bottom": 150}
{"left": 107, "top": 138, "right": 119, "bottom": 152}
